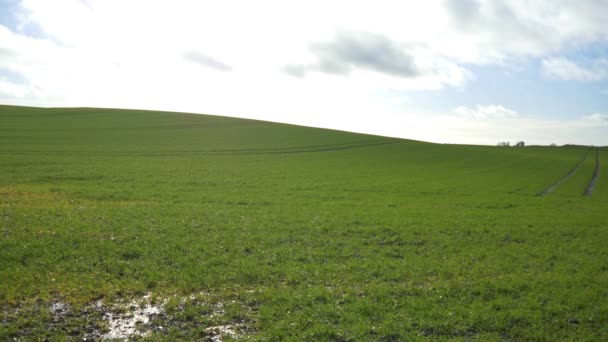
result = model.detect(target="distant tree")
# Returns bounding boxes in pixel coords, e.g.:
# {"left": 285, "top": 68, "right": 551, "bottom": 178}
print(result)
{"left": 550, "top": 143, "right": 557, "bottom": 147}
{"left": 497, "top": 141, "right": 510, "bottom": 147}
{"left": 515, "top": 141, "right": 525, "bottom": 147}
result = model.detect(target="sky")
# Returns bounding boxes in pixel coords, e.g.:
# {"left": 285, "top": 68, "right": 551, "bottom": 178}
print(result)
{"left": 0, "top": 0, "right": 607, "bottom": 145}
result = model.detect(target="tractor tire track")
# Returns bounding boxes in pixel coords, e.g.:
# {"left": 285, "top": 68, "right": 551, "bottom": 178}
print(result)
{"left": 6, "top": 121, "right": 261, "bottom": 132}
{"left": 583, "top": 149, "right": 600, "bottom": 196}
{"left": 537, "top": 151, "right": 589, "bottom": 196}
{"left": 1, "top": 140, "right": 402, "bottom": 157}
{"left": 139, "top": 140, "right": 402, "bottom": 156}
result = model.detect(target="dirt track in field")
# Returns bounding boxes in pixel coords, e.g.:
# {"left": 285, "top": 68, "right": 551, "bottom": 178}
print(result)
{"left": 538, "top": 151, "right": 589, "bottom": 196}
{"left": 583, "top": 150, "right": 600, "bottom": 196}
{"left": 1, "top": 139, "right": 402, "bottom": 157}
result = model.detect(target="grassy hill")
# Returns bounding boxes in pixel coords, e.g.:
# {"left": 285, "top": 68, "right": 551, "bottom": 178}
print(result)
{"left": 1, "top": 105, "right": 606, "bottom": 340}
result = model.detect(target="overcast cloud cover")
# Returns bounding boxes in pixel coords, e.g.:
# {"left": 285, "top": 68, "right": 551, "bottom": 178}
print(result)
{"left": 0, "top": 0, "right": 607, "bottom": 145}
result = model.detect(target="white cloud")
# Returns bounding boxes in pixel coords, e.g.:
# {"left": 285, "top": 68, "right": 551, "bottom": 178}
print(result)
{"left": 183, "top": 51, "right": 233, "bottom": 72}
{"left": 441, "top": 0, "right": 608, "bottom": 63}
{"left": 584, "top": 113, "right": 608, "bottom": 124}
{"left": 0, "top": 79, "right": 29, "bottom": 98}
{"left": 304, "top": 108, "right": 608, "bottom": 146}
{"left": 283, "top": 31, "right": 473, "bottom": 90}
{"left": 436, "top": 110, "right": 607, "bottom": 146}
{"left": 285, "top": 31, "right": 421, "bottom": 78}
{"left": 541, "top": 57, "right": 607, "bottom": 81}
{"left": 454, "top": 105, "right": 519, "bottom": 119}
{"left": 9, "top": 1, "right": 608, "bottom": 82}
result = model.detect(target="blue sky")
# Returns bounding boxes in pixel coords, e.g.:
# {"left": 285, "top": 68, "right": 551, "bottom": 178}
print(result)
{"left": 411, "top": 61, "right": 607, "bottom": 119}
{"left": 0, "top": 0, "right": 607, "bottom": 145}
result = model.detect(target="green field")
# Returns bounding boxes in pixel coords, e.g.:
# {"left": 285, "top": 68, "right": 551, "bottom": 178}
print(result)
{"left": 1, "top": 105, "right": 606, "bottom": 340}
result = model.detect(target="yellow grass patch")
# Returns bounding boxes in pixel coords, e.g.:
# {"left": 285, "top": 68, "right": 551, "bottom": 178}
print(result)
{"left": 0, "top": 186, "right": 66, "bottom": 208}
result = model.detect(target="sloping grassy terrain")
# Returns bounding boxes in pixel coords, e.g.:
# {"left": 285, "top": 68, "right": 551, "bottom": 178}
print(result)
{"left": 1, "top": 105, "right": 606, "bottom": 340}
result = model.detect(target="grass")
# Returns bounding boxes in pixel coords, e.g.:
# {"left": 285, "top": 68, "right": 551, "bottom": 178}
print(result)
{"left": 1, "top": 105, "right": 607, "bottom": 340}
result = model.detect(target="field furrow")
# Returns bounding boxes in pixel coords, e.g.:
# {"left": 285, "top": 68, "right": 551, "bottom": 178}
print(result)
{"left": 584, "top": 150, "right": 600, "bottom": 196}
{"left": 537, "top": 150, "right": 589, "bottom": 196}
